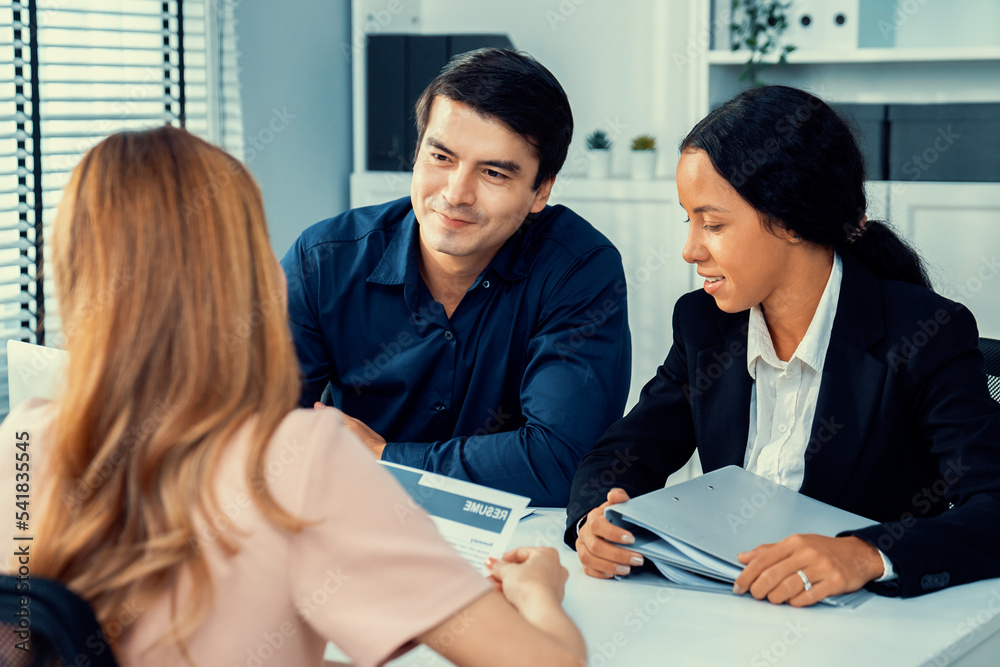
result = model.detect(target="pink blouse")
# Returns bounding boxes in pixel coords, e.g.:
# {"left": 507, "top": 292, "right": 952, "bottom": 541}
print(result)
{"left": 0, "top": 400, "right": 491, "bottom": 666}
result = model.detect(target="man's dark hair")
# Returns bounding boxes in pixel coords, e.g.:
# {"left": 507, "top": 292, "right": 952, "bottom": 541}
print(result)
{"left": 414, "top": 48, "right": 573, "bottom": 190}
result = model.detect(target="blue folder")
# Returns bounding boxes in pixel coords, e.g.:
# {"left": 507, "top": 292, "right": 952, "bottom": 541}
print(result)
{"left": 605, "top": 465, "right": 877, "bottom": 607}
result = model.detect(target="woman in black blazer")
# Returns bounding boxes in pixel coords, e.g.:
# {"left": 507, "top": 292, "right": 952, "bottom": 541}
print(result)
{"left": 567, "top": 85, "right": 1000, "bottom": 605}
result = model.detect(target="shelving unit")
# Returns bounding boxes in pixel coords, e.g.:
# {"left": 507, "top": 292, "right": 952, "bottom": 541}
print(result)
{"left": 706, "top": 45, "right": 1000, "bottom": 65}
{"left": 691, "top": 1, "right": 1000, "bottom": 338}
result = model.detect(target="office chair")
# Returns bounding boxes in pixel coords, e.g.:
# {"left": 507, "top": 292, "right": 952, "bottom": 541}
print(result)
{"left": 0, "top": 575, "right": 119, "bottom": 666}
{"left": 980, "top": 337, "right": 1000, "bottom": 405}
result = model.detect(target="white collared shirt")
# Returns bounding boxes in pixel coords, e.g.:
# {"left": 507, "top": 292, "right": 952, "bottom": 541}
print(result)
{"left": 744, "top": 253, "right": 843, "bottom": 491}
{"left": 742, "top": 254, "right": 896, "bottom": 581}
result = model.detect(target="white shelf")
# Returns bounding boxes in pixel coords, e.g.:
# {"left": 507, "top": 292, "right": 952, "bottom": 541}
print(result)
{"left": 549, "top": 176, "right": 677, "bottom": 203}
{"left": 349, "top": 171, "right": 679, "bottom": 209}
{"left": 707, "top": 46, "right": 1000, "bottom": 66}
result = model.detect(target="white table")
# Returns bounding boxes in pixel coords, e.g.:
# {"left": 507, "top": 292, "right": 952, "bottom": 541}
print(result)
{"left": 386, "top": 510, "right": 1000, "bottom": 667}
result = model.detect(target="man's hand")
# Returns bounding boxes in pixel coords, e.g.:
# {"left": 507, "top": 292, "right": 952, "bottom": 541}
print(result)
{"left": 314, "top": 402, "right": 387, "bottom": 458}
{"left": 576, "top": 488, "right": 645, "bottom": 578}
{"left": 733, "top": 534, "right": 885, "bottom": 607}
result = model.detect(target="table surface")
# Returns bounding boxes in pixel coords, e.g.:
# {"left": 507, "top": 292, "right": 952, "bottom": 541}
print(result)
{"left": 384, "top": 510, "right": 1000, "bottom": 667}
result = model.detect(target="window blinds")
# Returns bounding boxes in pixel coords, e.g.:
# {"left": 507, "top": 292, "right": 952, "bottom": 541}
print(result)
{"left": 0, "top": 0, "right": 243, "bottom": 417}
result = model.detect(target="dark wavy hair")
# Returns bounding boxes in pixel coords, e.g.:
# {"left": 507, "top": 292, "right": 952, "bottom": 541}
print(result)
{"left": 414, "top": 48, "right": 573, "bottom": 190}
{"left": 681, "top": 85, "right": 930, "bottom": 289}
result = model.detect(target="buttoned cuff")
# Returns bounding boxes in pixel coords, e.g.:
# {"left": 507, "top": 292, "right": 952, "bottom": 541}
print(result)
{"left": 874, "top": 548, "right": 898, "bottom": 582}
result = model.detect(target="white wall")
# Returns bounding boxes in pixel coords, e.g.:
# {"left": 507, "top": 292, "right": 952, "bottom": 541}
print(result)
{"left": 395, "top": 0, "right": 699, "bottom": 178}
{"left": 235, "top": 0, "right": 353, "bottom": 258}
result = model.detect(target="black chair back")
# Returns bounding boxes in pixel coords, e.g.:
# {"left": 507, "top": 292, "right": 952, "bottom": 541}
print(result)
{"left": 980, "top": 337, "right": 1000, "bottom": 405}
{"left": 0, "top": 575, "right": 118, "bottom": 666}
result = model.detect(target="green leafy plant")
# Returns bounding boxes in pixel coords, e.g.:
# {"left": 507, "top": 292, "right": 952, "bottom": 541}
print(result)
{"left": 631, "top": 134, "right": 656, "bottom": 151}
{"left": 730, "top": 0, "right": 797, "bottom": 86}
{"left": 586, "top": 129, "right": 612, "bottom": 150}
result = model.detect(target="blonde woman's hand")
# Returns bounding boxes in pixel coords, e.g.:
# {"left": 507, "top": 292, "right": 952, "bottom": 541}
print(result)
{"left": 421, "top": 546, "right": 586, "bottom": 664}
{"left": 486, "top": 547, "right": 568, "bottom": 611}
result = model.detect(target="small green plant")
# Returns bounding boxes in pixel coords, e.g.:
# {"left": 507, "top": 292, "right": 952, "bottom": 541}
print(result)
{"left": 730, "top": 0, "right": 797, "bottom": 86}
{"left": 586, "top": 129, "right": 612, "bottom": 150}
{"left": 631, "top": 134, "right": 656, "bottom": 151}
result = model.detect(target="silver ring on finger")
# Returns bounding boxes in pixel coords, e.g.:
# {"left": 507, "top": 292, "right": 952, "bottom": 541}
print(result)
{"left": 796, "top": 569, "right": 812, "bottom": 592}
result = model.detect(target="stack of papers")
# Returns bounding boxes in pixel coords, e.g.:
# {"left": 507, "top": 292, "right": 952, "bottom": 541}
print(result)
{"left": 606, "top": 466, "right": 876, "bottom": 608}
{"left": 380, "top": 462, "right": 530, "bottom": 575}
{"left": 326, "top": 464, "right": 530, "bottom": 663}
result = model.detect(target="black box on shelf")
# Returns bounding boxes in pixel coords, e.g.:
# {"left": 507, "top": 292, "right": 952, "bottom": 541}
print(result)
{"left": 888, "top": 103, "right": 1000, "bottom": 183}
{"left": 366, "top": 34, "right": 514, "bottom": 172}
{"left": 832, "top": 103, "right": 888, "bottom": 181}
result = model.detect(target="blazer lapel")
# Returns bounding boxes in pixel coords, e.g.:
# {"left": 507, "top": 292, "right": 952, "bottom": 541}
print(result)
{"left": 697, "top": 312, "right": 753, "bottom": 472}
{"left": 800, "top": 254, "right": 887, "bottom": 505}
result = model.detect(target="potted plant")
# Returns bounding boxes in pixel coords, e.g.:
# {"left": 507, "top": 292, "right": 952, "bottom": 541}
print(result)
{"left": 585, "top": 129, "right": 613, "bottom": 179}
{"left": 729, "top": 0, "right": 797, "bottom": 86}
{"left": 630, "top": 134, "right": 657, "bottom": 180}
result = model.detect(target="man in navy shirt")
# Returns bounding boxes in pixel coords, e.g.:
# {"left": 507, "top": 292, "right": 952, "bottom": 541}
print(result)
{"left": 281, "top": 48, "right": 630, "bottom": 506}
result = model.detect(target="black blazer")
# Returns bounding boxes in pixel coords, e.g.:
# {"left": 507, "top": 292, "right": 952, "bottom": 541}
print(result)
{"left": 566, "top": 253, "right": 1000, "bottom": 597}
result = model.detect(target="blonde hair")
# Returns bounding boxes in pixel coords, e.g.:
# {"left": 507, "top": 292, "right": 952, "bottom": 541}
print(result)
{"left": 35, "top": 126, "right": 303, "bottom": 659}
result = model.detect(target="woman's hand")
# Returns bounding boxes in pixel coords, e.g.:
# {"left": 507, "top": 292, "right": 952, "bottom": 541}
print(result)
{"left": 734, "top": 534, "right": 885, "bottom": 606}
{"left": 487, "top": 547, "right": 568, "bottom": 610}
{"left": 421, "top": 547, "right": 586, "bottom": 665}
{"left": 575, "top": 488, "right": 645, "bottom": 578}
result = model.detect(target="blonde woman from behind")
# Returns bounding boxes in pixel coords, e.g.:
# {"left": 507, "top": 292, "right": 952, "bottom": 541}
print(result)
{"left": 0, "top": 126, "right": 584, "bottom": 666}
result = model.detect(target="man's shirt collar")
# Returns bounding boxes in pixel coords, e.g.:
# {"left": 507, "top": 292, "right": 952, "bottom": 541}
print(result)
{"left": 366, "top": 208, "right": 419, "bottom": 286}
{"left": 366, "top": 204, "right": 541, "bottom": 287}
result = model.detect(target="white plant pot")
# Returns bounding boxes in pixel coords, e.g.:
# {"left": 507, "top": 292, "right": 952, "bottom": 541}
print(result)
{"left": 587, "top": 149, "right": 612, "bottom": 179}
{"left": 631, "top": 150, "right": 657, "bottom": 180}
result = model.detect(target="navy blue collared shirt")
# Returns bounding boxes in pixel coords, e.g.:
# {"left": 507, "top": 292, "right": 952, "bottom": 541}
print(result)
{"left": 281, "top": 196, "right": 631, "bottom": 506}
